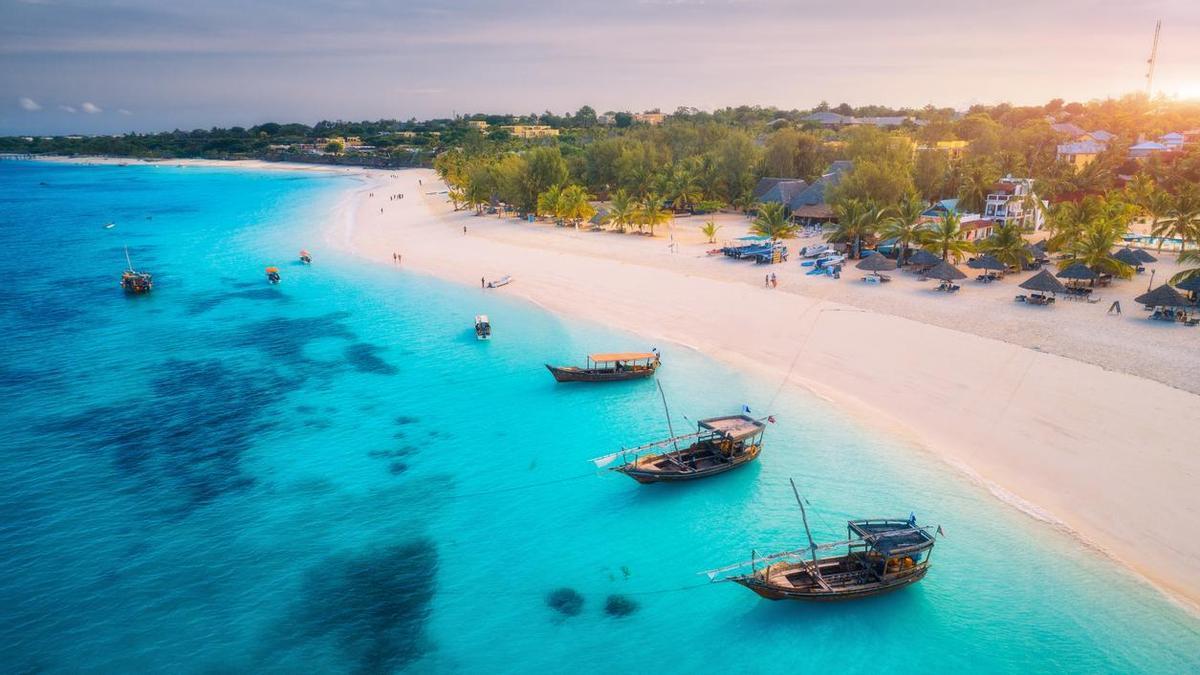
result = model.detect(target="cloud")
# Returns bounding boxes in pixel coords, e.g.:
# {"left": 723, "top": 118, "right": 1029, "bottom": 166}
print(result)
{"left": 19, "top": 96, "right": 42, "bottom": 111}
{"left": 81, "top": 101, "right": 103, "bottom": 113}
{"left": 59, "top": 104, "right": 77, "bottom": 113}
{"left": 118, "top": 108, "right": 133, "bottom": 115}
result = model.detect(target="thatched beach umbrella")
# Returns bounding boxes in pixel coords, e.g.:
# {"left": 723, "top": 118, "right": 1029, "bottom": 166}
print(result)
{"left": 908, "top": 249, "right": 941, "bottom": 268}
{"left": 1135, "top": 284, "right": 1192, "bottom": 308}
{"left": 1174, "top": 275, "right": 1200, "bottom": 299}
{"left": 927, "top": 260, "right": 966, "bottom": 281}
{"left": 967, "top": 254, "right": 1007, "bottom": 272}
{"left": 856, "top": 254, "right": 898, "bottom": 273}
{"left": 1056, "top": 262, "right": 1097, "bottom": 280}
{"left": 1019, "top": 269, "right": 1068, "bottom": 295}
{"left": 1133, "top": 249, "right": 1157, "bottom": 263}
{"left": 1113, "top": 248, "right": 1142, "bottom": 267}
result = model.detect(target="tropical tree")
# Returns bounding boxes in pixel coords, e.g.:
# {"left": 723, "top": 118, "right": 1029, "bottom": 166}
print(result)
{"left": 829, "top": 198, "right": 872, "bottom": 259}
{"left": 669, "top": 170, "right": 703, "bottom": 212}
{"left": 957, "top": 160, "right": 998, "bottom": 213}
{"left": 922, "top": 212, "right": 976, "bottom": 262}
{"left": 637, "top": 194, "right": 672, "bottom": 236}
{"left": 557, "top": 184, "right": 596, "bottom": 228}
{"left": 750, "top": 202, "right": 797, "bottom": 241}
{"left": 700, "top": 220, "right": 722, "bottom": 244}
{"left": 537, "top": 185, "right": 562, "bottom": 220}
{"left": 1170, "top": 250, "right": 1200, "bottom": 286}
{"left": 607, "top": 189, "right": 634, "bottom": 233}
{"left": 1058, "top": 222, "right": 1134, "bottom": 279}
{"left": 879, "top": 195, "right": 929, "bottom": 266}
{"left": 1154, "top": 188, "right": 1200, "bottom": 254}
{"left": 448, "top": 188, "right": 466, "bottom": 211}
{"left": 977, "top": 221, "right": 1032, "bottom": 271}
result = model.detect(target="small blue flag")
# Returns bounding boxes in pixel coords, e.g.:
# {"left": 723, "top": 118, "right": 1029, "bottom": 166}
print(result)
{"left": 742, "top": 404, "right": 752, "bottom": 414}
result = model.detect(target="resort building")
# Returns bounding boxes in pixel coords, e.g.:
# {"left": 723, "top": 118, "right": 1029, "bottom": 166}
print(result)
{"left": 501, "top": 125, "right": 560, "bottom": 139}
{"left": 633, "top": 112, "right": 666, "bottom": 125}
{"left": 1050, "top": 122, "right": 1086, "bottom": 137}
{"left": 959, "top": 217, "right": 996, "bottom": 241}
{"left": 466, "top": 120, "right": 489, "bottom": 130}
{"left": 787, "top": 161, "right": 853, "bottom": 225}
{"left": 1056, "top": 140, "right": 1106, "bottom": 169}
{"left": 1159, "top": 132, "right": 1185, "bottom": 151}
{"left": 1129, "top": 141, "right": 1168, "bottom": 159}
{"left": 983, "top": 176, "right": 1045, "bottom": 231}
{"left": 752, "top": 178, "right": 808, "bottom": 208}
{"left": 803, "top": 112, "right": 923, "bottom": 128}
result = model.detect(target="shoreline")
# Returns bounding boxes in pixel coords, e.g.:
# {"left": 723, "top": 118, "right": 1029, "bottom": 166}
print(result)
{"left": 333, "top": 166, "right": 1200, "bottom": 614}
{"left": 32, "top": 157, "right": 1200, "bottom": 613}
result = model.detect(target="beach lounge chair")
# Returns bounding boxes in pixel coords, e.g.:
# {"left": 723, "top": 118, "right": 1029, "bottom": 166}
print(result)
{"left": 1015, "top": 294, "right": 1027, "bottom": 303}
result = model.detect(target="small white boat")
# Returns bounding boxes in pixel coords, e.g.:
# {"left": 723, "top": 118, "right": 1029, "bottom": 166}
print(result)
{"left": 802, "top": 244, "right": 830, "bottom": 258}
{"left": 486, "top": 274, "right": 513, "bottom": 289}
{"left": 816, "top": 254, "right": 845, "bottom": 268}
{"left": 104, "top": 222, "right": 115, "bottom": 229}
{"left": 475, "top": 315, "right": 491, "bottom": 340}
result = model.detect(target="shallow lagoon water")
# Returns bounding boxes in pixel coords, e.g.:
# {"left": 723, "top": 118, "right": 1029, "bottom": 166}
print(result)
{"left": 1, "top": 162, "right": 1198, "bottom": 673}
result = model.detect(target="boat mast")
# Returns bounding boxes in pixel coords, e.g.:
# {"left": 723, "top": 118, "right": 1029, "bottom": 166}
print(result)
{"left": 657, "top": 380, "right": 680, "bottom": 452}
{"left": 789, "top": 478, "right": 819, "bottom": 566}
{"left": 124, "top": 245, "right": 134, "bottom": 272}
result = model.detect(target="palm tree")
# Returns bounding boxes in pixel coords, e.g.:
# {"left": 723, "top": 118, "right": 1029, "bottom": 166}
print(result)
{"left": 1058, "top": 222, "right": 1134, "bottom": 279}
{"left": 557, "top": 185, "right": 596, "bottom": 228}
{"left": 922, "top": 212, "right": 976, "bottom": 262}
{"left": 700, "top": 220, "right": 722, "bottom": 244}
{"left": 607, "top": 189, "right": 635, "bottom": 233}
{"left": 637, "top": 194, "right": 672, "bottom": 236}
{"left": 830, "top": 199, "right": 885, "bottom": 258}
{"left": 1154, "top": 188, "right": 1200, "bottom": 254}
{"left": 670, "top": 171, "right": 702, "bottom": 212}
{"left": 750, "top": 202, "right": 797, "bottom": 241}
{"left": 537, "top": 185, "right": 562, "bottom": 220}
{"left": 1170, "top": 250, "right": 1200, "bottom": 286}
{"left": 957, "top": 164, "right": 995, "bottom": 213}
{"left": 879, "top": 195, "right": 929, "bottom": 266}
{"left": 977, "top": 221, "right": 1032, "bottom": 271}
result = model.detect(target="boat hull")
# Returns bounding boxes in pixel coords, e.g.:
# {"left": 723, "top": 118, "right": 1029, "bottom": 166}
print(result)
{"left": 735, "top": 565, "right": 929, "bottom": 601}
{"left": 545, "top": 363, "right": 658, "bottom": 383}
{"left": 618, "top": 444, "right": 761, "bottom": 483}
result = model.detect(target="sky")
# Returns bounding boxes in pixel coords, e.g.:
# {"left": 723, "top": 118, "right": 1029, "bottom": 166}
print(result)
{"left": 3, "top": 0, "right": 1200, "bottom": 135}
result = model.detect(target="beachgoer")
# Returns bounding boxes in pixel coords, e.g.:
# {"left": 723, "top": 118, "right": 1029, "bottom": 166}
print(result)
{"left": 481, "top": 277, "right": 485, "bottom": 288}
{"left": 463, "top": 225, "right": 467, "bottom": 235}
{"left": 419, "top": 179, "right": 423, "bottom": 186}
{"left": 1108, "top": 300, "right": 1121, "bottom": 315}
{"left": 770, "top": 273, "right": 777, "bottom": 288}
{"left": 764, "top": 274, "right": 769, "bottom": 288}
{"left": 392, "top": 253, "right": 397, "bottom": 263}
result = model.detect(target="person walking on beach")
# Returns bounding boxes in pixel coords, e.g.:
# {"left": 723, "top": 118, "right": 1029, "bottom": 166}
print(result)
{"left": 764, "top": 274, "right": 770, "bottom": 288}
{"left": 770, "top": 272, "right": 777, "bottom": 288}
{"left": 481, "top": 276, "right": 485, "bottom": 288}
{"left": 392, "top": 252, "right": 397, "bottom": 263}
{"left": 1109, "top": 300, "right": 1121, "bottom": 315}
{"left": 463, "top": 225, "right": 468, "bottom": 235}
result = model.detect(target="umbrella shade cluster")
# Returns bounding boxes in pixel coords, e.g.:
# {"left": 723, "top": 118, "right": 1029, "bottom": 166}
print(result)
{"left": 967, "top": 254, "right": 1007, "bottom": 271}
{"left": 926, "top": 260, "right": 966, "bottom": 281}
{"left": 1056, "top": 262, "right": 1097, "bottom": 280}
{"left": 908, "top": 249, "right": 942, "bottom": 267}
{"left": 1018, "top": 269, "right": 1067, "bottom": 295}
{"left": 856, "top": 254, "right": 898, "bottom": 272}
{"left": 1135, "top": 284, "right": 1193, "bottom": 308}
{"left": 1112, "top": 248, "right": 1143, "bottom": 267}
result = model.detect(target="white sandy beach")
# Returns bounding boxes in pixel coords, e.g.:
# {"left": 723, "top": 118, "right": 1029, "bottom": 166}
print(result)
{"left": 40, "top": 157, "right": 1200, "bottom": 610}
{"left": 321, "top": 166, "right": 1200, "bottom": 612}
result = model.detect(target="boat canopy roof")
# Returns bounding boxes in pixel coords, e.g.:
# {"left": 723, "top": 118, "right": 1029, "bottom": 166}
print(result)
{"left": 475, "top": 314, "right": 489, "bottom": 323}
{"left": 589, "top": 352, "right": 656, "bottom": 362}
{"left": 698, "top": 415, "right": 765, "bottom": 441}
{"left": 849, "top": 520, "right": 935, "bottom": 555}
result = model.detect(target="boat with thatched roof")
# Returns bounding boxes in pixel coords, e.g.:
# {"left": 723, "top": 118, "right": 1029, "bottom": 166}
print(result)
{"left": 546, "top": 351, "right": 660, "bottom": 383}
{"left": 592, "top": 414, "right": 769, "bottom": 483}
{"left": 705, "top": 480, "right": 939, "bottom": 601}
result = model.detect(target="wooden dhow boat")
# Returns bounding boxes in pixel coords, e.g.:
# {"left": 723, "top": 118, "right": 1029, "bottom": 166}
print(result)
{"left": 706, "top": 480, "right": 938, "bottom": 601}
{"left": 592, "top": 414, "right": 768, "bottom": 483}
{"left": 120, "top": 246, "right": 153, "bottom": 294}
{"left": 546, "top": 351, "right": 660, "bottom": 383}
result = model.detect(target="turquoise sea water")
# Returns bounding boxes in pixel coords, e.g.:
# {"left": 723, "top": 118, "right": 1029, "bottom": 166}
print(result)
{"left": 1, "top": 161, "right": 1198, "bottom": 674}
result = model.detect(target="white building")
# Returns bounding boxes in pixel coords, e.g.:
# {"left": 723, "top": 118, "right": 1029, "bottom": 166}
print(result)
{"left": 983, "top": 176, "right": 1045, "bottom": 231}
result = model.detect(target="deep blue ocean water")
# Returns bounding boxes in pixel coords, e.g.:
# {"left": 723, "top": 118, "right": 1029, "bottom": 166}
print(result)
{"left": 1, "top": 161, "right": 1198, "bottom": 674}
